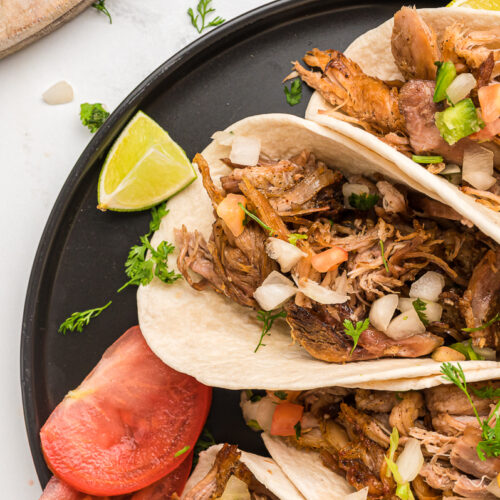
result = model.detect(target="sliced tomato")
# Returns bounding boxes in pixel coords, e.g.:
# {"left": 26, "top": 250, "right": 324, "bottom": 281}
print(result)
{"left": 478, "top": 84, "right": 500, "bottom": 124}
{"left": 41, "top": 326, "right": 211, "bottom": 496}
{"left": 216, "top": 193, "right": 247, "bottom": 237}
{"left": 270, "top": 403, "right": 304, "bottom": 437}
{"left": 311, "top": 246, "right": 348, "bottom": 273}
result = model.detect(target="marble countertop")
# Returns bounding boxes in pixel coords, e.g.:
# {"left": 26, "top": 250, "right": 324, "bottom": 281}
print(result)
{"left": 0, "top": 0, "right": 269, "bottom": 496}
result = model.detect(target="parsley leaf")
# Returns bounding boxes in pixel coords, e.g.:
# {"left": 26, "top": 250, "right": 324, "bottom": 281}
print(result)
{"left": 174, "top": 445, "right": 190, "bottom": 458}
{"left": 449, "top": 340, "right": 481, "bottom": 360}
{"left": 294, "top": 421, "right": 302, "bottom": 440}
{"left": 255, "top": 309, "right": 287, "bottom": 352}
{"left": 412, "top": 298, "right": 429, "bottom": 326}
{"left": 92, "top": 0, "right": 112, "bottom": 23}
{"left": 193, "top": 427, "right": 216, "bottom": 466}
{"left": 274, "top": 391, "right": 288, "bottom": 401}
{"left": 462, "top": 313, "right": 500, "bottom": 333}
{"left": 343, "top": 318, "right": 370, "bottom": 355}
{"left": 246, "top": 390, "right": 263, "bottom": 403}
{"left": 349, "top": 192, "right": 379, "bottom": 210}
{"left": 284, "top": 79, "right": 302, "bottom": 106}
{"left": 441, "top": 362, "right": 500, "bottom": 461}
{"left": 80, "top": 103, "right": 109, "bottom": 133}
{"left": 288, "top": 233, "right": 308, "bottom": 246}
{"left": 379, "top": 240, "right": 389, "bottom": 273}
{"left": 239, "top": 203, "right": 275, "bottom": 236}
{"left": 59, "top": 301, "right": 112, "bottom": 334}
{"left": 188, "top": 0, "right": 225, "bottom": 34}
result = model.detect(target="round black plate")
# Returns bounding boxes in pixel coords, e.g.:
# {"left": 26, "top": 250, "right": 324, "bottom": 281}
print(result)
{"left": 21, "top": 0, "right": 443, "bottom": 488}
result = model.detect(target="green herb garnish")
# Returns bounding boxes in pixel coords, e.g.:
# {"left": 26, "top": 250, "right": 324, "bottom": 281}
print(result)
{"left": 80, "top": 103, "right": 109, "bottom": 133}
{"left": 188, "top": 0, "right": 225, "bottom": 34}
{"left": 246, "top": 389, "right": 263, "bottom": 403}
{"left": 343, "top": 318, "right": 370, "bottom": 355}
{"left": 412, "top": 298, "right": 429, "bottom": 326}
{"left": 255, "top": 309, "right": 287, "bottom": 352}
{"left": 193, "top": 427, "right": 216, "bottom": 466}
{"left": 349, "top": 192, "right": 379, "bottom": 210}
{"left": 449, "top": 340, "right": 481, "bottom": 360}
{"left": 59, "top": 301, "right": 112, "bottom": 334}
{"left": 288, "top": 233, "right": 308, "bottom": 245}
{"left": 294, "top": 421, "right": 302, "bottom": 440}
{"left": 472, "top": 386, "right": 500, "bottom": 399}
{"left": 441, "top": 362, "right": 500, "bottom": 461}
{"left": 379, "top": 240, "right": 389, "bottom": 273}
{"left": 92, "top": 0, "right": 112, "bottom": 23}
{"left": 274, "top": 391, "right": 288, "bottom": 401}
{"left": 247, "top": 419, "right": 262, "bottom": 431}
{"left": 284, "top": 79, "right": 302, "bottom": 106}
{"left": 174, "top": 445, "right": 190, "bottom": 458}
{"left": 435, "top": 98, "right": 483, "bottom": 145}
{"left": 412, "top": 155, "right": 444, "bottom": 164}
{"left": 463, "top": 313, "right": 500, "bottom": 333}
{"left": 239, "top": 203, "right": 275, "bottom": 236}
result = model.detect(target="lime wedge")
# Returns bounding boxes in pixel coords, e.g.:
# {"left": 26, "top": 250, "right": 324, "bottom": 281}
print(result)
{"left": 97, "top": 111, "right": 196, "bottom": 211}
{"left": 447, "top": 0, "right": 500, "bottom": 9}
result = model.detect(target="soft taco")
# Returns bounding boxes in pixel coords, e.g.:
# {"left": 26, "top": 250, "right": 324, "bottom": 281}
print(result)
{"left": 180, "top": 443, "right": 304, "bottom": 499}
{"left": 137, "top": 113, "right": 500, "bottom": 391}
{"left": 241, "top": 373, "right": 500, "bottom": 500}
{"left": 294, "top": 6, "right": 500, "bottom": 243}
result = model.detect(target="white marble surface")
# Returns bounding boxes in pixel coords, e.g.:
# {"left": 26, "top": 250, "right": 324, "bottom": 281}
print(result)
{"left": 0, "top": 1, "right": 269, "bottom": 497}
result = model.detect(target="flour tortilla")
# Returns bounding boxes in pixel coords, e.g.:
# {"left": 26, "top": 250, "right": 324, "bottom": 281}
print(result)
{"left": 305, "top": 7, "right": 500, "bottom": 244}
{"left": 181, "top": 444, "right": 304, "bottom": 499}
{"left": 137, "top": 113, "right": 500, "bottom": 391}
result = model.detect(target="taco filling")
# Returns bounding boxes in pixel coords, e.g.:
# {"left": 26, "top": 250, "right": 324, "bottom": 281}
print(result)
{"left": 175, "top": 147, "right": 499, "bottom": 363}
{"left": 241, "top": 374, "right": 500, "bottom": 499}
{"left": 293, "top": 6, "right": 500, "bottom": 211}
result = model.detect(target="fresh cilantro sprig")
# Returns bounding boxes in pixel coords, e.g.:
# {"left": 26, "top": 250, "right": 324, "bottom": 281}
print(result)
{"left": 441, "top": 362, "right": 500, "bottom": 461}
{"left": 379, "top": 240, "right": 389, "bottom": 273}
{"left": 288, "top": 233, "right": 308, "bottom": 246}
{"left": 193, "top": 427, "right": 216, "bottom": 466}
{"left": 343, "top": 318, "right": 370, "bottom": 355}
{"left": 59, "top": 301, "right": 112, "bottom": 334}
{"left": 294, "top": 421, "right": 302, "bottom": 439}
{"left": 188, "top": 0, "right": 225, "bottom": 34}
{"left": 80, "top": 103, "right": 109, "bottom": 133}
{"left": 349, "top": 192, "right": 379, "bottom": 210}
{"left": 274, "top": 391, "right": 288, "bottom": 401}
{"left": 472, "top": 386, "right": 500, "bottom": 399}
{"left": 239, "top": 203, "right": 275, "bottom": 236}
{"left": 255, "top": 309, "right": 287, "bottom": 352}
{"left": 412, "top": 299, "right": 429, "bottom": 326}
{"left": 246, "top": 390, "right": 263, "bottom": 403}
{"left": 92, "top": 0, "right": 112, "bottom": 23}
{"left": 284, "top": 79, "right": 302, "bottom": 106}
{"left": 463, "top": 313, "right": 500, "bottom": 333}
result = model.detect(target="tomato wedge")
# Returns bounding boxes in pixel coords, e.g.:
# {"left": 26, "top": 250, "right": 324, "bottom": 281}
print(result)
{"left": 40, "top": 326, "right": 211, "bottom": 496}
{"left": 270, "top": 403, "right": 304, "bottom": 437}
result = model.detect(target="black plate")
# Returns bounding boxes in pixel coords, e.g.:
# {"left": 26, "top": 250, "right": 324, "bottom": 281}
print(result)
{"left": 21, "top": 0, "right": 443, "bottom": 488}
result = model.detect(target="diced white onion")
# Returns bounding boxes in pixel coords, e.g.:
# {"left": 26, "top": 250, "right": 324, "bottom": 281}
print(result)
{"left": 342, "top": 183, "right": 369, "bottom": 208}
{"left": 240, "top": 393, "right": 275, "bottom": 433}
{"left": 296, "top": 278, "right": 349, "bottom": 305}
{"left": 473, "top": 346, "right": 497, "bottom": 361}
{"left": 463, "top": 145, "right": 496, "bottom": 191}
{"left": 398, "top": 298, "right": 443, "bottom": 323}
{"left": 253, "top": 271, "right": 297, "bottom": 311}
{"left": 345, "top": 487, "right": 368, "bottom": 500}
{"left": 334, "top": 271, "right": 349, "bottom": 296}
{"left": 440, "top": 164, "right": 461, "bottom": 175}
{"left": 446, "top": 73, "right": 477, "bottom": 105}
{"left": 211, "top": 130, "right": 235, "bottom": 146}
{"left": 265, "top": 237, "right": 306, "bottom": 273}
{"left": 220, "top": 475, "right": 251, "bottom": 500}
{"left": 487, "top": 477, "right": 500, "bottom": 498}
{"left": 229, "top": 136, "right": 261, "bottom": 166}
{"left": 42, "top": 80, "right": 74, "bottom": 105}
{"left": 369, "top": 294, "right": 398, "bottom": 332}
{"left": 396, "top": 438, "right": 424, "bottom": 483}
{"left": 386, "top": 309, "right": 425, "bottom": 340}
{"left": 409, "top": 271, "right": 445, "bottom": 303}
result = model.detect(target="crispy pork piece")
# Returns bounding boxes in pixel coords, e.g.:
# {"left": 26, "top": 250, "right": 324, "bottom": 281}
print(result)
{"left": 355, "top": 389, "right": 399, "bottom": 414}
{"left": 389, "top": 392, "right": 424, "bottom": 436}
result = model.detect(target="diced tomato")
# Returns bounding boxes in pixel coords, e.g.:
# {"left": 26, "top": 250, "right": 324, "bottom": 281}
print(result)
{"left": 270, "top": 403, "right": 304, "bottom": 437}
{"left": 40, "top": 326, "right": 211, "bottom": 496}
{"left": 216, "top": 194, "right": 247, "bottom": 237}
{"left": 470, "top": 118, "right": 500, "bottom": 141}
{"left": 310, "top": 246, "right": 348, "bottom": 273}
{"left": 478, "top": 84, "right": 500, "bottom": 124}
{"left": 266, "top": 390, "right": 301, "bottom": 403}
